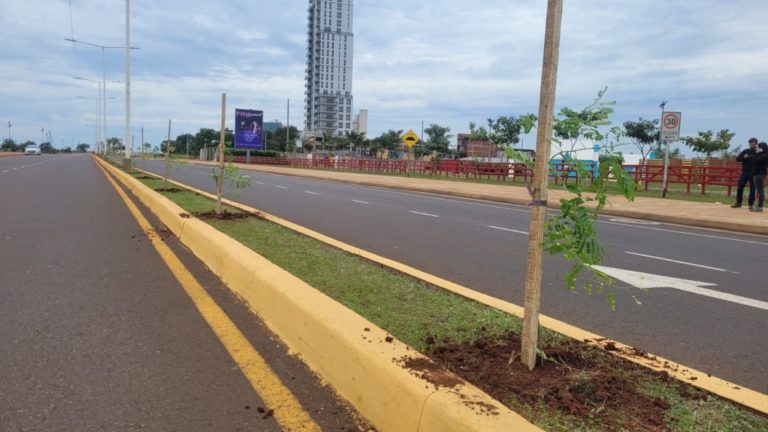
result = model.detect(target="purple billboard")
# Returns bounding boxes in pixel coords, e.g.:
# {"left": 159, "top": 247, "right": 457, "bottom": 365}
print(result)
{"left": 234, "top": 109, "right": 264, "bottom": 150}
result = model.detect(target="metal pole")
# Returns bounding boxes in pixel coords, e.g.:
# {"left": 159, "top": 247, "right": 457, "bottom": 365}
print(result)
{"left": 287, "top": 98, "right": 290, "bottom": 152}
{"left": 124, "top": 0, "right": 132, "bottom": 163}
{"left": 102, "top": 47, "right": 107, "bottom": 154}
{"left": 520, "top": 0, "right": 563, "bottom": 370}
{"left": 141, "top": 125, "right": 144, "bottom": 159}
{"left": 659, "top": 102, "right": 669, "bottom": 198}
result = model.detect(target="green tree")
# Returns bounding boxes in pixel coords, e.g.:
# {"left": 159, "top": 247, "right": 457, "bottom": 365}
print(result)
{"left": 370, "top": 130, "right": 403, "bottom": 156}
{"left": 505, "top": 88, "right": 635, "bottom": 305}
{"left": 487, "top": 115, "right": 536, "bottom": 148}
{"left": 76, "top": 143, "right": 90, "bottom": 153}
{"left": 175, "top": 133, "right": 195, "bottom": 155}
{"left": 39, "top": 142, "right": 54, "bottom": 153}
{"left": 683, "top": 129, "right": 734, "bottom": 160}
{"left": 623, "top": 118, "right": 658, "bottom": 165}
{"left": 468, "top": 121, "right": 489, "bottom": 140}
{"left": 423, "top": 124, "right": 452, "bottom": 156}
{"left": 1, "top": 138, "right": 18, "bottom": 152}
{"left": 345, "top": 130, "right": 369, "bottom": 154}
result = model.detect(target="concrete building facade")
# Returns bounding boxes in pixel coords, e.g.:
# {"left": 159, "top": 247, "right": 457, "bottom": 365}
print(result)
{"left": 352, "top": 109, "right": 368, "bottom": 135}
{"left": 304, "top": 0, "right": 354, "bottom": 137}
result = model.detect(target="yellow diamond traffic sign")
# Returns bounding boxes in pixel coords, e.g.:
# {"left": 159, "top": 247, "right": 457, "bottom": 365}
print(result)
{"left": 402, "top": 129, "right": 420, "bottom": 148}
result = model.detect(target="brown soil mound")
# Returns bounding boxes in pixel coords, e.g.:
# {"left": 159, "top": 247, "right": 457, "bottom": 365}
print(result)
{"left": 154, "top": 187, "right": 183, "bottom": 193}
{"left": 429, "top": 332, "right": 675, "bottom": 431}
{"left": 193, "top": 210, "right": 253, "bottom": 221}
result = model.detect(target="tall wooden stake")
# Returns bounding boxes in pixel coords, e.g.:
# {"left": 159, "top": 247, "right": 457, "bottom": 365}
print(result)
{"left": 164, "top": 119, "right": 171, "bottom": 184}
{"left": 216, "top": 93, "right": 227, "bottom": 214}
{"left": 521, "top": 0, "right": 563, "bottom": 370}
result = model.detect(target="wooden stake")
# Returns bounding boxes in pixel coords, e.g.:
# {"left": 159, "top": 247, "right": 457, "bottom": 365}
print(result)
{"left": 216, "top": 93, "right": 227, "bottom": 214}
{"left": 164, "top": 118, "right": 171, "bottom": 184}
{"left": 520, "top": 0, "right": 563, "bottom": 370}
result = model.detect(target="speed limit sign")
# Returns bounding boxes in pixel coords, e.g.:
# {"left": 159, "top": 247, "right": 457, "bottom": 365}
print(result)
{"left": 660, "top": 112, "right": 681, "bottom": 142}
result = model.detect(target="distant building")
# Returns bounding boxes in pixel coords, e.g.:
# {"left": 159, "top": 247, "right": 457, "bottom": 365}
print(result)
{"left": 263, "top": 120, "right": 283, "bottom": 132}
{"left": 304, "top": 0, "right": 355, "bottom": 137}
{"left": 457, "top": 133, "right": 499, "bottom": 158}
{"left": 352, "top": 109, "right": 368, "bottom": 135}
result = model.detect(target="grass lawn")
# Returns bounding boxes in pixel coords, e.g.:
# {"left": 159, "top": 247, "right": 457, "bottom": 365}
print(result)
{"left": 127, "top": 169, "right": 767, "bottom": 432}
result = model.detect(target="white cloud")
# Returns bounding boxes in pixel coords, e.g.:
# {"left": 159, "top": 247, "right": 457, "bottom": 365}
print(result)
{"left": 0, "top": 0, "right": 766, "bottom": 151}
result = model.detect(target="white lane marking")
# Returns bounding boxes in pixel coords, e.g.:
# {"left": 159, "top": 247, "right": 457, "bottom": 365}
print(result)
{"left": 593, "top": 265, "right": 768, "bottom": 311}
{"left": 410, "top": 211, "right": 439, "bottom": 218}
{"left": 624, "top": 252, "right": 731, "bottom": 273}
{"left": 275, "top": 185, "right": 287, "bottom": 189}
{"left": 304, "top": 191, "right": 318, "bottom": 195}
{"left": 254, "top": 181, "right": 265, "bottom": 185}
{"left": 13, "top": 168, "right": 17, "bottom": 170}
{"left": 610, "top": 218, "right": 660, "bottom": 225}
{"left": 602, "top": 221, "right": 768, "bottom": 246}
{"left": 488, "top": 225, "right": 529, "bottom": 235}
{"left": 2, "top": 170, "right": 7, "bottom": 173}
{"left": 351, "top": 200, "right": 369, "bottom": 204}
{"left": 384, "top": 189, "right": 530, "bottom": 213}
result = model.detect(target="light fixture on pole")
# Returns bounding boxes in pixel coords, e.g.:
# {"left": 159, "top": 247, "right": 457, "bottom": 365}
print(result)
{"left": 65, "top": 38, "right": 139, "bottom": 155}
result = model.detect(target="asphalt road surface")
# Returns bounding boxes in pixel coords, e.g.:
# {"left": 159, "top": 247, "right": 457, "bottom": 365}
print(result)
{"left": 0, "top": 154, "right": 369, "bottom": 431}
{"left": 138, "top": 159, "right": 768, "bottom": 393}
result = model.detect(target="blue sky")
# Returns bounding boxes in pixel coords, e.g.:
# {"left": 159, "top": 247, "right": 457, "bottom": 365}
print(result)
{"left": 1, "top": 0, "right": 766, "bottom": 155}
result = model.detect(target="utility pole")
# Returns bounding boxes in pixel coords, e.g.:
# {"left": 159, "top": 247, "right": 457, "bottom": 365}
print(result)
{"left": 7, "top": 121, "right": 10, "bottom": 143}
{"left": 659, "top": 101, "right": 670, "bottom": 198}
{"left": 520, "top": 0, "right": 563, "bottom": 371}
{"left": 123, "top": 0, "right": 132, "bottom": 168}
{"left": 287, "top": 98, "right": 290, "bottom": 153}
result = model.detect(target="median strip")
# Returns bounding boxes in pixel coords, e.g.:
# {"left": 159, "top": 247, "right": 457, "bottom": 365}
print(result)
{"left": 111, "top": 159, "right": 767, "bottom": 431}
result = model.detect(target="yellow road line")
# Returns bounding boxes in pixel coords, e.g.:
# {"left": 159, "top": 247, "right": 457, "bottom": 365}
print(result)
{"left": 97, "top": 162, "right": 321, "bottom": 432}
{"left": 136, "top": 166, "right": 768, "bottom": 415}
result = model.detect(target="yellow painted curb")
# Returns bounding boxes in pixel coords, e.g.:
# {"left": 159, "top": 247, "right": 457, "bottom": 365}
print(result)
{"left": 98, "top": 159, "right": 541, "bottom": 431}
{"left": 136, "top": 165, "right": 768, "bottom": 415}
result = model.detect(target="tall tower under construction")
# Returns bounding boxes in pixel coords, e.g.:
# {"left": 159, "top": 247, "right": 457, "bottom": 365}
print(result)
{"left": 304, "top": 0, "right": 354, "bottom": 137}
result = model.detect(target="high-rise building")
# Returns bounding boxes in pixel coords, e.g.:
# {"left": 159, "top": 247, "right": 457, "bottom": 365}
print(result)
{"left": 304, "top": 0, "right": 354, "bottom": 137}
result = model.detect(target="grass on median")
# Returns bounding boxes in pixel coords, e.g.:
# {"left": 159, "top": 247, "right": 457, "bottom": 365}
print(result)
{"left": 131, "top": 171, "right": 767, "bottom": 432}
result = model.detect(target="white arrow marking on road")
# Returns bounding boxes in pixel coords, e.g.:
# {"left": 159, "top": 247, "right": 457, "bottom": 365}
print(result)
{"left": 624, "top": 251, "right": 730, "bottom": 272}
{"left": 592, "top": 265, "right": 768, "bottom": 311}
{"left": 351, "top": 200, "right": 369, "bottom": 204}
{"left": 275, "top": 185, "right": 287, "bottom": 189}
{"left": 488, "top": 225, "right": 529, "bottom": 235}
{"left": 304, "top": 191, "right": 318, "bottom": 195}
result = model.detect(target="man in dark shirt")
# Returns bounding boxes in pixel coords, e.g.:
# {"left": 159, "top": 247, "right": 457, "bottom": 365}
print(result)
{"left": 732, "top": 138, "right": 758, "bottom": 208}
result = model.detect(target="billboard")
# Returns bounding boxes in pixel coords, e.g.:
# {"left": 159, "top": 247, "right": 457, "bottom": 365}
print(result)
{"left": 234, "top": 109, "right": 264, "bottom": 150}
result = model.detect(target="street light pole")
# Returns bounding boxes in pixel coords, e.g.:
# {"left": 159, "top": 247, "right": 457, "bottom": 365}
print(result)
{"left": 74, "top": 77, "right": 101, "bottom": 149}
{"left": 65, "top": 38, "right": 138, "bottom": 154}
{"left": 124, "top": 0, "right": 132, "bottom": 165}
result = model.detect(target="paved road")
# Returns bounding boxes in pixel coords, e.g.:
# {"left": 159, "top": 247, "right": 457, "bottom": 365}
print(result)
{"left": 137, "top": 159, "right": 768, "bottom": 393}
{"left": 0, "top": 155, "right": 368, "bottom": 431}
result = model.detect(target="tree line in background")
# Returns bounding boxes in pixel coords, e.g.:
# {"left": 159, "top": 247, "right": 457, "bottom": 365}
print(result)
{"left": 1, "top": 139, "right": 90, "bottom": 154}
{"left": 1, "top": 114, "right": 742, "bottom": 164}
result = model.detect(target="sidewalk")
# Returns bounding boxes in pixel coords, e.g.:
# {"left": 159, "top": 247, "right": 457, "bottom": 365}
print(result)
{"left": 196, "top": 161, "right": 768, "bottom": 236}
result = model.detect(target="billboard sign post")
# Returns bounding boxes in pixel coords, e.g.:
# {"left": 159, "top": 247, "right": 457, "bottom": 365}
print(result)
{"left": 235, "top": 109, "right": 264, "bottom": 152}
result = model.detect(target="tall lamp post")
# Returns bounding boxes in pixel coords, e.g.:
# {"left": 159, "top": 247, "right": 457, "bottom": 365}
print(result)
{"left": 65, "top": 37, "right": 139, "bottom": 156}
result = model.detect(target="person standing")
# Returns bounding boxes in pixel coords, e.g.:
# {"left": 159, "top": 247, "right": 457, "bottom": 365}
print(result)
{"left": 750, "top": 142, "right": 768, "bottom": 212}
{"left": 732, "top": 138, "right": 758, "bottom": 208}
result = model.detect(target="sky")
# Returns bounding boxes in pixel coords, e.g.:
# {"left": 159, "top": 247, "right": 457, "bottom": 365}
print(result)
{"left": 1, "top": 0, "right": 766, "bottom": 155}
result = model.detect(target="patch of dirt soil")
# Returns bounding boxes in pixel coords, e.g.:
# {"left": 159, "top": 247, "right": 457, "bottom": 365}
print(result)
{"left": 429, "top": 332, "right": 674, "bottom": 431}
{"left": 154, "top": 187, "right": 183, "bottom": 193}
{"left": 193, "top": 210, "right": 254, "bottom": 221}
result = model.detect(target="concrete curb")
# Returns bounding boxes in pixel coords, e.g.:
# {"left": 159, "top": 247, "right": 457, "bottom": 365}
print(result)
{"left": 138, "top": 165, "right": 768, "bottom": 415}
{"left": 97, "top": 159, "right": 542, "bottom": 431}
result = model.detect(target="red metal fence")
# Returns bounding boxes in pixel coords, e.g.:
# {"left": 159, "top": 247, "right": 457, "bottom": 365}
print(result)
{"left": 230, "top": 156, "right": 743, "bottom": 196}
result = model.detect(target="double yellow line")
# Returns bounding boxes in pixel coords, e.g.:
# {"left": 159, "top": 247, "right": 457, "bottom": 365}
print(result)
{"left": 97, "top": 161, "right": 320, "bottom": 432}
